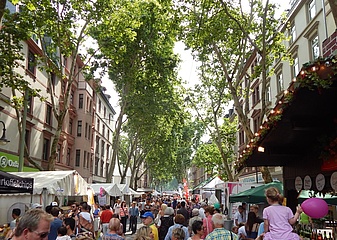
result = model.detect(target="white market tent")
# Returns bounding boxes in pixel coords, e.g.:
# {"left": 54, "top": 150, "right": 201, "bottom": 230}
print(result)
{"left": 202, "top": 176, "right": 224, "bottom": 190}
{"left": 1, "top": 170, "right": 89, "bottom": 225}
{"left": 90, "top": 183, "right": 122, "bottom": 197}
{"left": 10, "top": 170, "right": 88, "bottom": 196}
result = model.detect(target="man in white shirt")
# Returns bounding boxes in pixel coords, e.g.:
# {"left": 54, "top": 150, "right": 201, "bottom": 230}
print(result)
{"left": 199, "top": 202, "right": 207, "bottom": 219}
{"left": 234, "top": 205, "right": 245, "bottom": 227}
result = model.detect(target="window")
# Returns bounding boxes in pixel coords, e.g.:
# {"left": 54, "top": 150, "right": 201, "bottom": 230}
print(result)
{"left": 46, "top": 104, "right": 52, "bottom": 125}
{"left": 84, "top": 151, "right": 87, "bottom": 168}
{"left": 253, "top": 116, "right": 261, "bottom": 133}
{"left": 88, "top": 125, "right": 91, "bottom": 140}
{"left": 311, "top": 35, "right": 320, "bottom": 60}
{"left": 95, "top": 157, "right": 99, "bottom": 175}
{"left": 77, "top": 120, "right": 82, "bottom": 137}
{"left": 101, "top": 140, "right": 105, "bottom": 157}
{"left": 266, "top": 83, "right": 271, "bottom": 104}
{"left": 107, "top": 129, "right": 110, "bottom": 140}
{"left": 292, "top": 55, "right": 299, "bottom": 78}
{"left": 42, "top": 138, "right": 50, "bottom": 161}
{"left": 79, "top": 94, "right": 84, "bottom": 109}
{"left": 98, "top": 99, "right": 102, "bottom": 113}
{"left": 66, "top": 148, "right": 71, "bottom": 166}
{"left": 308, "top": 0, "right": 316, "bottom": 21}
{"left": 96, "top": 136, "right": 100, "bottom": 154}
{"left": 252, "top": 85, "right": 260, "bottom": 106}
{"left": 27, "top": 50, "right": 36, "bottom": 74}
{"left": 106, "top": 145, "right": 110, "bottom": 160}
{"left": 69, "top": 119, "right": 73, "bottom": 135}
{"left": 70, "top": 90, "right": 74, "bottom": 105}
{"left": 75, "top": 149, "right": 80, "bottom": 167}
{"left": 87, "top": 152, "right": 90, "bottom": 170}
{"left": 104, "top": 107, "right": 106, "bottom": 118}
{"left": 290, "top": 22, "right": 296, "bottom": 44}
{"left": 276, "top": 72, "right": 284, "bottom": 93}
{"left": 51, "top": 72, "right": 56, "bottom": 91}
{"left": 102, "top": 125, "right": 105, "bottom": 138}
{"left": 85, "top": 123, "right": 88, "bottom": 138}
{"left": 57, "top": 144, "right": 61, "bottom": 163}
{"left": 101, "top": 160, "right": 104, "bottom": 177}
{"left": 97, "top": 119, "right": 100, "bottom": 133}
{"left": 27, "top": 95, "right": 33, "bottom": 114}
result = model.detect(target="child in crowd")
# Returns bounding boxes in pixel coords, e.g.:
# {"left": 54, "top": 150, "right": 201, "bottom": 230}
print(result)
{"left": 56, "top": 226, "right": 72, "bottom": 240}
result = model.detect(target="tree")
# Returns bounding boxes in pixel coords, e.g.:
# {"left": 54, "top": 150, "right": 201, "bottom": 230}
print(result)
{"left": 90, "top": 0, "right": 194, "bottom": 184}
{"left": 10, "top": 0, "right": 108, "bottom": 170}
{"left": 177, "top": 0, "right": 289, "bottom": 183}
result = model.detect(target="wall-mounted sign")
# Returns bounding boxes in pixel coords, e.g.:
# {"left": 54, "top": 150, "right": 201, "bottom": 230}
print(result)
{"left": 331, "top": 172, "right": 337, "bottom": 191}
{"left": 303, "top": 175, "right": 312, "bottom": 190}
{"left": 315, "top": 173, "right": 325, "bottom": 191}
{"left": 0, "top": 152, "right": 37, "bottom": 172}
{"left": 295, "top": 176, "right": 303, "bottom": 192}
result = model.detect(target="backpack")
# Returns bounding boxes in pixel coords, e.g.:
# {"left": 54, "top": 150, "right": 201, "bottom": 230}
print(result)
{"left": 158, "top": 216, "right": 174, "bottom": 240}
{"left": 78, "top": 214, "right": 94, "bottom": 236}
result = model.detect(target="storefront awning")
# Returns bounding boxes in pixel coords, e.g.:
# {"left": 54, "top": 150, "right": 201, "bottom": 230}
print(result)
{"left": 236, "top": 56, "right": 337, "bottom": 170}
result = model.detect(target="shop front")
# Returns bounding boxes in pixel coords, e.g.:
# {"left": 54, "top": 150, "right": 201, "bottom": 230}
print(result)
{"left": 235, "top": 56, "right": 337, "bottom": 238}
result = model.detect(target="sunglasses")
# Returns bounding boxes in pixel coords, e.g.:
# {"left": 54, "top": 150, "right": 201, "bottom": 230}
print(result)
{"left": 33, "top": 230, "right": 49, "bottom": 238}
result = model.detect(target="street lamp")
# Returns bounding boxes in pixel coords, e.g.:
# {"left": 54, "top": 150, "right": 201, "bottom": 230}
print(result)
{"left": 0, "top": 120, "right": 10, "bottom": 145}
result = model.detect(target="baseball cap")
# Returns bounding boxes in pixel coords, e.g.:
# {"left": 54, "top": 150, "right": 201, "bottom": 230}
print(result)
{"left": 201, "top": 202, "right": 207, "bottom": 207}
{"left": 140, "top": 212, "right": 154, "bottom": 219}
{"left": 50, "top": 202, "right": 58, "bottom": 207}
{"left": 32, "top": 203, "right": 43, "bottom": 209}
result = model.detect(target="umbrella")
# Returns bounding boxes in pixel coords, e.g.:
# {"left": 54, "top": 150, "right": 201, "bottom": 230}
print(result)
{"left": 229, "top": 181, "right": 283, "bottom": 204}
{"left": 297, "top": 190, "right": 337, "bottom": 205}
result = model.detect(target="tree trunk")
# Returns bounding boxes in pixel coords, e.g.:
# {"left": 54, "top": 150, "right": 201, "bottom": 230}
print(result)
{"left": 106, "top": 100, "right": 126, "bottom": 182}
{"left": 0, "top": 0, "right": 6, "bottom": 28}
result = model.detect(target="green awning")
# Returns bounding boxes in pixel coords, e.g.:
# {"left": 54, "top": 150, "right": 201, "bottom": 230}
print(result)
{"left": 229, "top": 181, "right": 283, "bottom": 204}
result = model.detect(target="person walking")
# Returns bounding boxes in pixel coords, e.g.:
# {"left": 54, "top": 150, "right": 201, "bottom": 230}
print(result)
{"left": 119, "top": 201, "right": 129, "bottom": 234}
{"left": 262, "top": 187, "right": 302, "bottom": 240}
{"left": 204, "top": 213, "right": 238, "bottom": 240}
{"left": 100, "top": 205, "right": 113, "bottom": 235}
{"left": 129, "top": 201, "right": 139, "bottom": 234}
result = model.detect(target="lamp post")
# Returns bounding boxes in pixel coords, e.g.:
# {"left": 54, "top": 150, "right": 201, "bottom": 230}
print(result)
{"left": 0, "top": 120, "right": 10, "bottom": 145}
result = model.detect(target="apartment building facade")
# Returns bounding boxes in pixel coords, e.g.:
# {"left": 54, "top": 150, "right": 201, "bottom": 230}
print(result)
{"left": 237, "top": 0, "right": 335, "bottom": 180}
{"left": 0, "top": 2, "right": 116, "bottom": 183}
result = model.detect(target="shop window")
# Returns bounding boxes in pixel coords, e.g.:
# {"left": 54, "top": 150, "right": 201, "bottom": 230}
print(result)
{"left": 77, "top": 120, "right": 82, "bottom": 137}
{"left": 75, "top": 149, "right": 80, "bottom": 167}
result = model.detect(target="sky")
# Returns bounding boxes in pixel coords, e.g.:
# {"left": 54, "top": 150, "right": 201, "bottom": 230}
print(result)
{"left": 102, "top": 0, "right": 290, "bottom": 110}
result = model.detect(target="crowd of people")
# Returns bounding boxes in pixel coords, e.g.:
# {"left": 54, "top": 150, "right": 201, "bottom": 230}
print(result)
{"left": 3, "top": 186, "right": 305, "bottom": 240}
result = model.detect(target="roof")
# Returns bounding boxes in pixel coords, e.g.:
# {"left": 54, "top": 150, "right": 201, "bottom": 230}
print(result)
{"left": 90, "top": 183, "right": 122, "bottom": 196}
{"left": 236, "top": 56, "right": 337, "bottom": 170}
{"left": 10, "top": 170, "right": 88, "bottom": 196}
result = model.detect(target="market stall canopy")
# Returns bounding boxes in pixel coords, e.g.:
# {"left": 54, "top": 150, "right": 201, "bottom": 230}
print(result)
{"left": 10, "top": 170, "right": 87, "bottom": 196}
{"left": 0, "top": 171, "right": 34, "bottom": 194}
{"left": 298, "top": 190, "right": 337, "bottom": 205}
{"left": 202, "top": 176, "right": 224, "bottom": 190}
{"left": 229, "top": 181, "right": 283, "bottom": 204}
{"left": 90, "top": 183, "right": 122, "bottom": 197}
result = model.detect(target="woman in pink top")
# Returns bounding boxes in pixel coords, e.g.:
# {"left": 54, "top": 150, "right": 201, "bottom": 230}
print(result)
{"left": 262, "top": 187, "right": 303, "bottom": 240}
{"left": 201, "top": 206, "right": 214, "bottom": 239}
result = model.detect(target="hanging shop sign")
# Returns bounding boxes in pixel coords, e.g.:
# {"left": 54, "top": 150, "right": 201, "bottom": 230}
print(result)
{"left": 295, "top": 176, "right": 303, "bottom": 192}
{"left": 315, "top": 173, "right": 325, "bottom": 191}
{"left": 303, "top": 175, "right": 312, "bottom": 190}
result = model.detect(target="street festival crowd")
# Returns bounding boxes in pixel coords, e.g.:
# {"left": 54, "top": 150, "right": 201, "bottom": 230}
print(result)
{"left": 2, "top": 187, "right": 312, "bottom": 240}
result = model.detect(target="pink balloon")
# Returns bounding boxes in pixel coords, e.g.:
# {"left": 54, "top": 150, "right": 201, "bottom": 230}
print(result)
{"left": 301, "top": 198, "right": 329, "bottom": 219}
